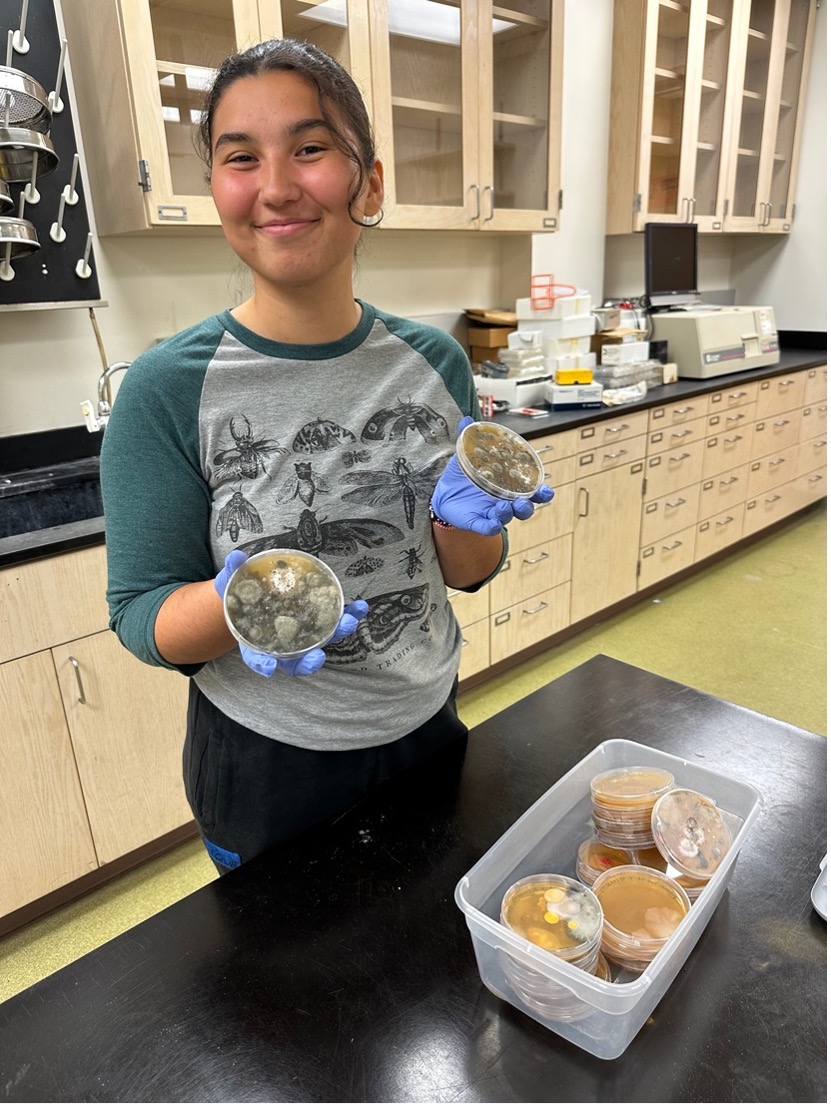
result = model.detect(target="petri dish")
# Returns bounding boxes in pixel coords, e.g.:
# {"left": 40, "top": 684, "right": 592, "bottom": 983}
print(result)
{"left": 634, "top": 845, "right": 708, "bottom": 901}
{"left": 456, "top": 421, "right": 544, "bottom": 500}
{"left": 651, "top": 788, "right": 733, "bottom": 879}
{"left": 590, "top": 765, "right": 675, "bottom": 809}
{"left": 500, "top": 874, "right": 603, "bottom": 964}
{"left": 576, "top": 835, "right": 634, "bottom": 886}
{"left": 223, "top": 548, "right": 343, "bottom": 658}
{"left": 593, "top": 865, "right": 690, "bottom": 972}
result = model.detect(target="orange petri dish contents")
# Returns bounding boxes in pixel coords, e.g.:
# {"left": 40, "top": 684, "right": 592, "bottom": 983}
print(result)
{"left": 501, "top": 875, "right": 603, "bottom": 962}
{"left": 593, "top": 865, "right": 690, "bottom": 972}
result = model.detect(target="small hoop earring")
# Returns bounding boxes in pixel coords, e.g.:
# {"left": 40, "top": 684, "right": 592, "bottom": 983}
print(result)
{"left": 361, "top": 210, "right": 383, "bottom": 227}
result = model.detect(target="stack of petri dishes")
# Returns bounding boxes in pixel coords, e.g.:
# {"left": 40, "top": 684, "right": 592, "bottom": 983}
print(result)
{"left": 576, "top": 835, "right": 635, "bottom": 887}
{"left": 500, "top": 874, "right": 607, "bottom": 1021}
{"left": 647, "top": 787, "right": 733, "bottom": 901}
{"left": 592, "top": 865, "right": 690, "bottom": 972}
{"left": 590, "top": 765, "right": 675, "bottom": 850}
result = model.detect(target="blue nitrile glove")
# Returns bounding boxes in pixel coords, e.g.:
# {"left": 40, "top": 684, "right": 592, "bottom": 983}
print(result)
{"left": 214, "top": 550, "right": 368, "bottom": 678}
{"left": 430, "top": 417, "right": 555, "bottom": 537}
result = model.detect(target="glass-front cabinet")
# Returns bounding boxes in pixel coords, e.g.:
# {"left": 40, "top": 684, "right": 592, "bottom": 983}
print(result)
{"left": 723, "top": 0, "right": 815, "bottom": 232}
{"left": 369, "top": 0, "right": 563, "bottom": 232}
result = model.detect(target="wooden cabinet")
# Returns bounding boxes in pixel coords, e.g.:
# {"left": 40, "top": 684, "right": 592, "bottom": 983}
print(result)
{"left": 448, "top": 587, "right": 490, "bottom": 682}
{"left": 0, "top": 546, "right": 192, "bottom": 924}
{"left": 370, "top": 0, "right": 563, "bottom": 232}
{"left": 607, "top": 0, "right": 816, "bottom": 235}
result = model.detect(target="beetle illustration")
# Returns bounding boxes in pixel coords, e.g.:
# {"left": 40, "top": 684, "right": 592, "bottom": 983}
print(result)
{"left": 398, "top": 544, "right": 425, "bottom": 579}
{"left": 213, "top": 415, "right": 287, "bottom": 480}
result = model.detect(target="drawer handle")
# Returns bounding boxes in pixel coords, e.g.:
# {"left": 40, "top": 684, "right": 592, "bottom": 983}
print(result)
{"left": 578, "top": 487, "right": 590, "bottom": 517}
{"left": 726, "top": 413, "right": 745, "bottom": 423}
{"left": 769, "top": 457, "right": 786, "bottom": 467}
{"left": 603, "top": 449, "right": 628, "bottom": 460}
{"left": 808, "top": 475, "right": 823, "bottom": 483}
{"left": 720, "top": 476, "right": 739, "bottom": 486}
{"left": 461, "top": 637, "right": 469, "bottom": 647}
{"left": 673, "top": 405, "right": 695, "bottom": 415}
{"left": 523, "top": 551, "right": 550, "bottom": 565}
{"left": 69, "top": 656, "right": 86, "bottom": 705}
{"left": 815, "top": 440, "right": 827, "bottom": 449}
{"left": 765, "top": 494, "right": 782, "bottom": 504}
{"left": 725, "top": 435, "right": 743, "bottom": 443}
{"left": 819, "top": 405, "right": 828, "bottom": 413}
{"left": 727, "top": 391, "right": 748, "bottom": 400}
{"left": 671, "top": 429, "right": 693, "bottom": 439}
{"left": 778, "top": 380, "right": 796, "bottom": 389}
{"left": 535, "top": 444, "right": 554, "bottom": 455}
{"left": 523, "top": 601, "right": 549, "bottom": 616}
{"left": 662, "top": 540, "right": 682, "bottom": 551}
{"left": 666, "top": 497, "right": 686, "bottom": 508}
{"left": 715, "top": 516, "right": 735, "bottom": 527}
{"left": 604, "top": 424, "right": 629, "bottom": 434}
{"left": 773, "top": 419, "right": 791, "bottom": 428}
{"left": 669, "top": 452, "right": 691, "bottom": 463}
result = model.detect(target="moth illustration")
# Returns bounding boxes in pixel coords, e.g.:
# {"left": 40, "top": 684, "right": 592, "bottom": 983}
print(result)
{"left": 213, "top": 415, "right": 287, "bottom": 480}
{"left": 239, "top": 508, "right": 404, "bottom": 558}
{"left": 293, "top": 417, "right": 356, "bottom": 454}
{"left": 325, "top": 585, "right": 430, "bottom": 664}
{"left": 339, "top": 455, "right": 449, "bottom": 529}
{"left": 342, "top": 449, "right": 371, "bottom": 468}
{"left": 361, "top": 400, "right": 450, "bottom": 444}
{"left": 398, "top": 544, "right": 425, "bottom": 580}
{"left": 276, "top": 461, "right": 330, "bottom": 507}
{"left": 346, "top": 556, "right": 384, "bottom": 577}
{"left": 215, "top": 489, "right": 263, "bottom": 542}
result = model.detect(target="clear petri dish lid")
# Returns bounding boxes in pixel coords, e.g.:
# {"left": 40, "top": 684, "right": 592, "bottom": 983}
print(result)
{"left": 456, "top": 420, "right": 544, "bottom": 501}
{"left": 500, "top": 874, "right": 603, "bottom": 957}
{"left": 593, "top": 864, "right": 690, "bottom": 945}
{"left": 590, "top": 765, "right": 675, "bottom": 807}
{"left": 223, "top": 548, "right": 343, "bottom": 659}
{"left": 651, "top": 788, "right": 733, "bottom": 879}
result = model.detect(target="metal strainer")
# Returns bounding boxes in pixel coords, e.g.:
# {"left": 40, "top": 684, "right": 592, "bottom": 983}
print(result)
{"left": 0, "top": 127, "right": 59, "bottom": 181}
{"left": 0, "top": 66, "right": 51, "bottom": 133}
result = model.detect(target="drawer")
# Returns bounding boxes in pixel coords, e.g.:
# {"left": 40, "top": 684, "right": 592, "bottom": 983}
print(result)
{"left": 638, "top": 525, "right": 697, "bottom": 590}
{"left": 649, "top": 395, "right": 709, "bottom": 429}
{"left": 799, "top": 403, "right": 828, "bottom": 443}
{"left": 701, "top": 427, "right": 753, "bottom": 480}
{"left": 530, "top": 428, "right": 580, "bottom": 464}
{"left": 706, "top": 403, "right": 755, "bottom": 434}
{"left": 576, "top": 434, "right": 647, "bottom": 478}
{"left": 646, "top": 415, "right": 708, "bottom": 456}
{"left": 747, "top": 445, "right": 799, "bottom": 498}
{"left": 458, "top": 618, "right": 490, "bottom": 681}
{"left": 575, "top": 410, "right": 649, "bottom": 450}
{"left": 640, "top": 483, "right": 699, "bottom": 547}
{"left": 695, "top": 507, "right": 745, "bottom": 561}
{"left": 744, "top": 485, "right": 798, "bottom": 537}
{"left": 698, "top": 465, "right": 749, "bottom": 517}
{"left": 796, "top": 435, "right": 828, "bottom": 476}
{"left": 448, "top": 586, "right": 489, "bottom": 628}
{"left": 508, "top": 482, "right": 575, "bottom": 553}
{"left": 802, "top": 365, "right": 828, "bottom": 407}
{"left": 756, "top": 374, "right": 806, "bottom": 419}
{"left": 644, "top": 438, "right": 704, "bottom": 499}
{"left": 793, "top": 466, "right": 827, "bottom": 508}
{"left": 490, "top": 582, "right": 570, "bottom": 665}
{"left": 490, "top": 534, "right": 572, "bottom": 612}
{"left": 708, "top": 381, "right": 759, "bottom": 412}
{"left": 0, "top": 546, "right": 110, "bottom": 664}
{"left": 752, "top": 412, "right": 801, "bottom": 458}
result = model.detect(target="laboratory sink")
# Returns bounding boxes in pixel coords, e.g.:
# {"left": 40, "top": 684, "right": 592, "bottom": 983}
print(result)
{"left": 0, "top": 457, "right": 103, "bottom": 538}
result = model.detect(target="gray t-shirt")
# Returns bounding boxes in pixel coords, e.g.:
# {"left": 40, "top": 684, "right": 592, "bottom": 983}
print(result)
{"left": 101, "top": 301, "right": 505, "bottom": 750}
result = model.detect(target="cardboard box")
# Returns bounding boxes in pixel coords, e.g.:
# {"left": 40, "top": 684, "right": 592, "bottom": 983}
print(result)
{"left": 467, "top": 326, "right": 515, "bottom": 348}
{"left": 470, "top": 345, "right": 506, "bottom": 365}
{"left": 589, "top": 327, "right": 648, "bottom": 355}
{"left": 555, "top": 368, "right": 594, "bottom": 385}
{"left": 543, "top": 382, "right": 603, "bottom": 408}
{"left": 601, "top": 340, "right": 651, "bottom": 365}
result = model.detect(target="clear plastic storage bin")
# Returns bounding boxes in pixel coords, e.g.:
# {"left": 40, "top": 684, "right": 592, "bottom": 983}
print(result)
{"left": 454, "top": 739, "right": 761, "bottom": 1059}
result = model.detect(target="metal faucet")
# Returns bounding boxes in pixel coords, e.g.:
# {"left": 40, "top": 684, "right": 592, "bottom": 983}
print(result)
{"left": 81, "top": 361, "right": 131, "bottom": 432}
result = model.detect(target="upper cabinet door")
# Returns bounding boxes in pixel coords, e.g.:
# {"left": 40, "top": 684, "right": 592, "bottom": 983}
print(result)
{"left": 723, "top": 0, "right": 815, "bottom": 232}
{"left": 476, "top": 0, "right": 563, "bottom": 232}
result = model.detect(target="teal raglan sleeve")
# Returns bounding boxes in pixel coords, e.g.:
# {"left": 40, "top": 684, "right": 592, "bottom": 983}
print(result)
{"left": 99, "top": 325, "right": 219, "bottom": 673}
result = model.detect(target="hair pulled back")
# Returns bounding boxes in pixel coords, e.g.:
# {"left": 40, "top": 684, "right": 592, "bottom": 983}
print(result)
{"left": 197, "top": 38, "right": 380, "bottom": 225}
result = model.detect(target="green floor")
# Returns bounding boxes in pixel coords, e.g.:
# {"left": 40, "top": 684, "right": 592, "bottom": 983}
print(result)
{"left": 0, "top": 503, "right": 825, "bottom": 1003}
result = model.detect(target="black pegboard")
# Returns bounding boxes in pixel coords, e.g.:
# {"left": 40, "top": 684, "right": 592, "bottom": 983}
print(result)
{"left": 0, "top": 0, "right": 103, "bottom": 308}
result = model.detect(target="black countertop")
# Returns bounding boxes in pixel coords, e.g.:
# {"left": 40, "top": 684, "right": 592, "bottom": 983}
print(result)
{"left": 0, "top": 655, "right": 825, "bottom": 1103}
{"left": 0, "top": 348, "right": 824, "bottom": 570}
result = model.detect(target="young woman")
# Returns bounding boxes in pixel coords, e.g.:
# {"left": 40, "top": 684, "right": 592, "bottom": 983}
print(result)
{"left": 100, "top": 38, "right": 552, "bottom": 873}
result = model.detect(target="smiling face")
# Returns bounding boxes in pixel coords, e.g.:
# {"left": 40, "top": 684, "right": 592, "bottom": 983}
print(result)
{"left": 209, "top": 69, "right": 383, "bottom": 301}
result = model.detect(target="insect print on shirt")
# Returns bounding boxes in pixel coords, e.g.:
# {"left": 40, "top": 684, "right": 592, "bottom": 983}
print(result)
{"left": 276, "top": 461, "right": 330, "bottom": 508}
{"left": 338, "top": 455, "right": 449, "bottom": 529}
{"left": 213, "top": 415, "right": 288, "bottom": 480}
{"left": 341, "top": 449, "right": 371, "bottom": 468}
{"left": 215, "top": 489, "right": 263, "bottom": 542}
{"left": 360, "top": 400, "right": 450, "bottom": 444}
{"left": 324, "top": 585, "right": 430, "bottom": 664}
{"left": 239, "top": 508, "right": 404, "bottom": 558}
{"left": 398, "top": 544, "right": 425, "bottom": 580}
{"left": 345, "top": 555, "right": 384, "bottom": 577}
{"left": 292, "top": 417, "right": 357, "bottom": 453}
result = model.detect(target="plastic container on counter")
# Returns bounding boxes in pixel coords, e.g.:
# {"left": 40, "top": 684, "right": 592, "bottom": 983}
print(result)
{"left": 456, "top": 420, "right": 545, "bottom": 501}
{"left": 223, "top": 548, "right": 343, "bottom": 658}
{"left": 454, "top": 738, "right": 761, "bottom": 1059}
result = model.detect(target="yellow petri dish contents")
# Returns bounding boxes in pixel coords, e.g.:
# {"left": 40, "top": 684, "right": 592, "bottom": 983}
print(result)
{"left": 501, "top": 875, "right": 602, "bottom": 957}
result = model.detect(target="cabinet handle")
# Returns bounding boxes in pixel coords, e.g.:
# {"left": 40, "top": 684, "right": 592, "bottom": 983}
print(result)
{"left": 726, "top": 413, "right": 745, "bottom": 423}
{"left": 671, "top": 429, "right": 693, "bottom": 438}
{"left": 673, "top": 405, "right": 695, "bottom": 415}
{"left": 535, "top": 444, "right": 554, "bottom": 455}
{"left": 468, "top": 183, "right": 480, "bottom": 221}
{"left": 662, "top": 540, "right": 682, "bottom": 551}
{"left": 719, "top": 475, "right": 739, "bottom": 486}
{"left": 808, "top": 475, "right": 823, "bottom": 484}
{"left": 69, "top": 655, "right": 86, "bottom": 705}
{"left": 669, "top": 452, "right": 691, "bottom": 462}
{"left": 666, "top": 497, "right": 686, "bottom": 508}
{"left": 578, "top": 487, "right": 589, "bottom": 516}
{"left": 461, "top": 637, "right": 469, "bottom": 647}
{"left": 819, "top": 405, "right": 827, "bottom": 413}
{"left": 522, "top": 601, "right": 549, "bottom": 616}
{"left": 815, "top": 440, "right": 827, "bottom": 449}
{"left": 482, "top": 184, "right": 495, "bottom": 222}
{"left": 725, "top": 435, "right": 743, "bottom": 443}
{"left": 603, "top": 449, "right": 628, "bottom": 460}
{"left": 778, "top": 379, "right": 796, "bottom": 389}
{"left": 764, "top": 494, "right": 782, "bottom": 504}
{"left": 604, "top": 423, "right": 629, "bottom": 434}
{"left": 716, "top": 516, "right": 735, "bottom": 527}
{"left": 727, "top": 391, "right": 748, "bottom": 400}
{"left": 688, "top": 196, "right": 696, "bottom": 222}
{"left": 523, "top": 551, "right": 550, "bottom": 565}
{"left": 758, "top": 201, "right": 767, "bottom": 226}
{"left": 773, "top": 419, "right": 790, "bottom": 428}
{"left": 769, "top": 457, "right": 785, "bottom": 467}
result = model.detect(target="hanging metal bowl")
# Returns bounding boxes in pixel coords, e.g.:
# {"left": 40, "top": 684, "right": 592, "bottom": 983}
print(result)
{"left": 0, "top": 216, "right": 40, "bottom": 258}
{"left": 0, "top": 178, "right": 12, "bottom": 213}
{"left": 0, "top": 66, "right": 51, "bottom": 133}
{"left": 0, "top": 127, "right": 59, "bottom": 182}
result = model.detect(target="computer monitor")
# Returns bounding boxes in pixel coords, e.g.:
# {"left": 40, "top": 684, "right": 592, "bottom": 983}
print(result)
{"left": 644, "top": 222, "right": 699, "bottom": 309}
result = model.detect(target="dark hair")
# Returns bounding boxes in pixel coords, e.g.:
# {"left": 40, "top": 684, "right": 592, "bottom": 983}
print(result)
{"left": 197, "top": 38, "right": 380, "bottom": 226}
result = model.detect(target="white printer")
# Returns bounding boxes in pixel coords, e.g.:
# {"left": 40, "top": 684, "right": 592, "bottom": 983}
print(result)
{"left": 649, "top": 305, "right": 779, "bottom": 379}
